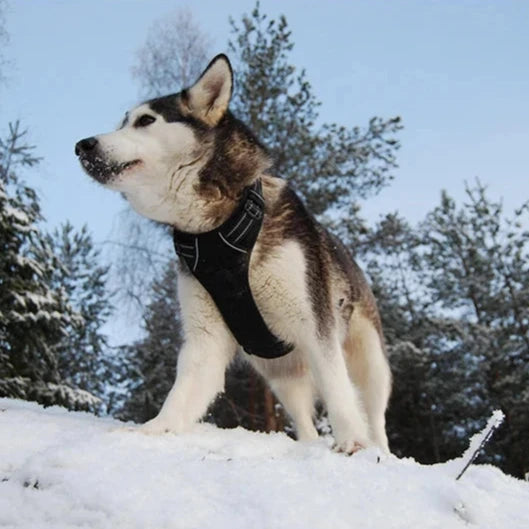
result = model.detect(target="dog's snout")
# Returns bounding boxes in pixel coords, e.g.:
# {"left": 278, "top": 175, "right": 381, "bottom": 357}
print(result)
{"left": 75, "top": 137, "right": 98, "bottom": 156}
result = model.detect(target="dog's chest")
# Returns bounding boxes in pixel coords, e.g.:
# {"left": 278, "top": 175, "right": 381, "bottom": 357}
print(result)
{"left": 249, "top": 239, "right": 313, "bottom": 340}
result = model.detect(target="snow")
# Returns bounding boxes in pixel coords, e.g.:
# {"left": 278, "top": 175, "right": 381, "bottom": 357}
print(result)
{"left": 1, "top": 399, "right": 528, "bottom": 529}
{"left": 3, "top": 204, "right": 30, "bottom": 225}
{"left": 11, "top": 291, "right": 56, "bottom": 311}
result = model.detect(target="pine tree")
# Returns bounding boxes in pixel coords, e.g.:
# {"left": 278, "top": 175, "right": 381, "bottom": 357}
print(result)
{"left": 0, "top": 122, "right": 99, "bottom": 411}
{"left": 367, "top": 184, "right": 529, "bottom": 478}
{"left": 33, "top": 222, "right": 114, "bottom": 407}
{"left": 228, "top": 2, "right": 402, "bottom": 242}
{"left": 364, "top": 213, "right": 451, "bottom": 462}
{"left": 419, "top": 182, "right": 529, "bottom": 477}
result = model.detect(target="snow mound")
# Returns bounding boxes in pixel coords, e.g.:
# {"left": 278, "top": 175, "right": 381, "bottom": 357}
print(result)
{"left": 1, "top": 399, "right": 528, "bottom": 529}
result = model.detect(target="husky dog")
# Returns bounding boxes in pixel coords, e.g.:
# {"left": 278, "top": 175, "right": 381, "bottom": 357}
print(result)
{"left": 76, "top": 54, "right": 392, "bottom": 453}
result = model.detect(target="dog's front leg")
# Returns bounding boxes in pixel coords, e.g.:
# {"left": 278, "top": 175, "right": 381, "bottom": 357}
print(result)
{"left": 141, "top": 274, "right": 237, "bottom": 435}
{"left": 140, "top": 334, "right": 235, "bottom": 434}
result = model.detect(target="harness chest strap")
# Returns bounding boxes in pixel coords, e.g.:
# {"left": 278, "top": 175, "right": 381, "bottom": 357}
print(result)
{"left": 173, "top": 179, "right": 294, "bottom": 359}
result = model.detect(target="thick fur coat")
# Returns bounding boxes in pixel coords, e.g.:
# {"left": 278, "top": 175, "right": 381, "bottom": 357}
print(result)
{"left": 76, "top": 54, "right": 392, "bottom": 453}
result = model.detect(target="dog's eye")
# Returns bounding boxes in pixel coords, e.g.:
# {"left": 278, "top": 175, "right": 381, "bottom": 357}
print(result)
{"left": 134, "top": 114, "right": 156, "bottom": 128}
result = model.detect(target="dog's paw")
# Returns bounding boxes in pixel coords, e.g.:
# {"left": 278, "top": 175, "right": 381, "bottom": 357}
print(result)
{"left": 331, "top": 423, "right": 371, "bottom": 455}
{"left": 332, "top": 439, "right": 366, "bottom": 455}
{"left": 138, "top": 417, "right": 174, "bottom": 436}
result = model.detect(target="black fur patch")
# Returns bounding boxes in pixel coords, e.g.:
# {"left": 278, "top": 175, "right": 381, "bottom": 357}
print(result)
{"left": 147, "top": 94, "right": 208, "bottom": 132}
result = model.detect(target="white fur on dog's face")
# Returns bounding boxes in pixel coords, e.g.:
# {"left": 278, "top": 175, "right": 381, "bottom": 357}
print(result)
{"left": 94, "top": 104, "right": 205, "bottom": 225}
{"left": 77, "top": 55, "right": 234, "bottom": 229}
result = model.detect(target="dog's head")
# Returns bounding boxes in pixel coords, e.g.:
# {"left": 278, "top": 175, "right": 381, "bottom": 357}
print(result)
{"left": 76, "top": 54, "right": 266, "bottom": 230}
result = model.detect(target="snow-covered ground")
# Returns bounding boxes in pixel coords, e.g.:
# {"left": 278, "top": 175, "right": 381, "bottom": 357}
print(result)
{"left": 1, "top": 398, "right": 528, "bottom": 529}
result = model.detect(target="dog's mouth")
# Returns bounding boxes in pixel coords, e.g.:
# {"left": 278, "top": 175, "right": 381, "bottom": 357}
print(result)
{"left": 118, "top": 159, "right": 142, "bottom": 173}
{"left": 80, "top": 156, "right": 142, "bottom": 183}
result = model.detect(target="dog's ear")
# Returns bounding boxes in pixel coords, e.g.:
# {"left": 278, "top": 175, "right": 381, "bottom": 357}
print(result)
{"left": 184, "top": 54, "right": 233, "bottom": 127}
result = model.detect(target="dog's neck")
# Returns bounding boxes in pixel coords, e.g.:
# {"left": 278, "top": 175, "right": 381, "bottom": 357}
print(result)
{"left": 124, "top": 164, "right": 256, "bottom": 234}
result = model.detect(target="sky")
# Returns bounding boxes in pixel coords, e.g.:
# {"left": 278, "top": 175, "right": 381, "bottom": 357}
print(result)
{"left": 2, "top": 0, "right": 529, "bottom": 340}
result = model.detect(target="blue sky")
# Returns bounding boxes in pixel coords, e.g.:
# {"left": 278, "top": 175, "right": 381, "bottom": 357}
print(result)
{"left": 3, "top": 0, "right": 529, "bottom": 241}
{"left": 2, "top": 0, "right": 529, "bottom": 346}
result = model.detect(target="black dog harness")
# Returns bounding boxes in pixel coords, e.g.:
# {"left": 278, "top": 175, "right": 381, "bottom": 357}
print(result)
{"left": 173, "top": 180, "right": 294, "bottom": 359}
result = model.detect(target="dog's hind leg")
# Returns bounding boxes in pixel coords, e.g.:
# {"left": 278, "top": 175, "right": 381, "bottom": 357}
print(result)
{"left": 269, "top": 373, "right": 318, "bottom": 441}
{"left": 344, "top": 309, "right": 391, "bottom": 452}
{"left": 304, "top": 333, "right": 370, "bottom": 453}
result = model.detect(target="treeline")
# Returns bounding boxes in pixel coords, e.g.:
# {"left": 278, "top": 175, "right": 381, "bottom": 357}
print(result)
{"left": 0, "top": 122, "right": 116, "bottom": 412}
{"left": 0, "top": 3, "right": 527, "bottom": 478}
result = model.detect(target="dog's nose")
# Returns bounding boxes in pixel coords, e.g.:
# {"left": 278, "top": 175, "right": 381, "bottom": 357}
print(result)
{"left": 75, "top": 137, "right": 98, "bottom": 156}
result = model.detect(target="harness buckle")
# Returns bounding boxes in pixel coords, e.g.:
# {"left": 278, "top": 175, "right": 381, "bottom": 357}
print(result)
{"left": 244, "top": 197, "right": 263, "bottom": 220}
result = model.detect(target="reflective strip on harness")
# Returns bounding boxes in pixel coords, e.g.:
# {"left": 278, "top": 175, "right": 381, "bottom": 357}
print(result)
{"left": 173, "top": 179, "right": 294, "bottom": 359}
